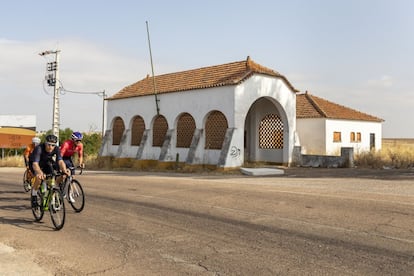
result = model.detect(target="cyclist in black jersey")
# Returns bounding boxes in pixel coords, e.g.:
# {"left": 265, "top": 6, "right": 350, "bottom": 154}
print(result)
{"left": 29, "top": 134, "right": 70, "bottom": 208}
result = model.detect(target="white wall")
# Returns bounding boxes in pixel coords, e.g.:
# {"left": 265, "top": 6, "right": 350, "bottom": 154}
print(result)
{"left": 297, "top": 118, "right": 382, "bottom": 155}
{"left": 105, "top": 86, "right": 236, "bottom": 163}
{"left": 107, "top": 86, "right": 234, "bottom": 131}
{"left": 296, "top": 118, "right": 326, "bottom": 154}
{"left": 325, "top": 119, "right": 382, "bottom": 154}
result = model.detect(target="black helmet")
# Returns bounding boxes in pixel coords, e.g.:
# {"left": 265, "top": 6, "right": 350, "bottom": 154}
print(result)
{"left": 45, "top": 134, "right": 58, "bottom": 145}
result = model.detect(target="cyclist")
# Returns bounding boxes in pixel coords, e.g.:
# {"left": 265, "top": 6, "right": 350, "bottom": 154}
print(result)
{"left": 60, "top": 131, "right": 85, "bottom": 175}
{"left": 23, "top": 137, "right": 41, "bottom": 183}
{"left": 29, "top": 134, "right": 70, "bottom": 208}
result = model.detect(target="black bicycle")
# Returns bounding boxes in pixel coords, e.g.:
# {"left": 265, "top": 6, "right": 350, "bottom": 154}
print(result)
{"left": 31, "top": 172, "right": 66, "bottom": 230}
{"left": 59, "top": 166, "right": 85, "bottom": 213}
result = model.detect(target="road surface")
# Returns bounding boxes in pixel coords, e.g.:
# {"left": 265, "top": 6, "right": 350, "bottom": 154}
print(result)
{"left": 0, "top": 167, "right": 413, "bottom": 275}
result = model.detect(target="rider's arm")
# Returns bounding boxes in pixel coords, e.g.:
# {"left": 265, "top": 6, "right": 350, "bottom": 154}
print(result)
{"left": 57, "top": 159, "right": 70, "bottom": 175}
{"left": 32, "top": 162, "right": 45, "bottom": 179}
{"left": 56, "top": 147, "right": 70, "bottom": 175}
{"left": 31, "top": 146, "right": 44, "bottom": 179}
{"left": 23, "top": 146, "right": 30, "bottom": 166}
{"left": 78, "top": 143, "right": 84, "bottom": 167}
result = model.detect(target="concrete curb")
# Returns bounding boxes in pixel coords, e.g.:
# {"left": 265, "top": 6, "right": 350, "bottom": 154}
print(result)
{"left": 240, "top": 167, "right": 285, "bottom": 176}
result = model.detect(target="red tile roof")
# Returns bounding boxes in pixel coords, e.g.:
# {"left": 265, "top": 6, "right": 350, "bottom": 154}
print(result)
{"left": 296, "top": 92, "right": 384, "bottom": 122}
{"left": 108, "top": 56, "right": 299, "bottom": 100}
{"left": 108, "top": 57, "right": 383, "bottom": 124}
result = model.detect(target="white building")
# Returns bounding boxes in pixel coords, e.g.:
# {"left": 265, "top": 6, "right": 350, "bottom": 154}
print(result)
{"left": 0, "top": 115, "right": 36, "bottom": 130}
{"left": 296, "top": 92, "right": 383, "bottom": 155}
{"left": 100, "top": 57, "right": 383, "bottom": 168}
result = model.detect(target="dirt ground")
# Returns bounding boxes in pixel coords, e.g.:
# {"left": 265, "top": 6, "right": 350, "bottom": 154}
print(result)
{"left": 186, "top": 164, "right": 414, "bottom": 180}
{"left": 265, "top": 166, "right": 414, "bottom": 180}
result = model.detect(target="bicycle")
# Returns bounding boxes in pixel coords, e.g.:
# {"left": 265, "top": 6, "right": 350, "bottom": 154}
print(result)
{"left": 31, "top": 172, "right": 66, "bottom": 230}
{"left": 59, "top": 166, "right": 85, "bottom": 213}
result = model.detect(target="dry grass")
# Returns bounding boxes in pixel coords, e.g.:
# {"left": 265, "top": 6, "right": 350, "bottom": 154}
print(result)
{"left": 355, "top": 140, "right": 414, "bottom": 169}
{"left": 0, "top": 155, "right": 24, "bottom": 167}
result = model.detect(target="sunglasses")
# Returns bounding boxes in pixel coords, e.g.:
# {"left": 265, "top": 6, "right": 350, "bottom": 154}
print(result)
{"left": 46, "top": 142, "right": 57, "bottom": 147}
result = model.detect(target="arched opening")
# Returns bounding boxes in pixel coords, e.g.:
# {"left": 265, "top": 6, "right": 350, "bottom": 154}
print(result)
{"left": 205, "top": 110, "right": 228, "bottom": 150}
{"left": 244, "top": 97, "right": 288, "bottom": 164}
{"left": 112, "top": 117, "right": 125, "bottom": 145}
{"left": 176, "top": 113, "right": 195, "bottom": 148}
{"left": 130, "top": 116, "right": 145, "bottom": 146}
{"left": 152, "top": 115, "right": 168, "bottom": 147}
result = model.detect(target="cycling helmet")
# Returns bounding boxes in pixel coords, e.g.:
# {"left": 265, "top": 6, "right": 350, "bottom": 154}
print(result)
{"left": 71, "top": 131, "right": 83, "bottom": 141}
{"left": 45, "top": 134, "right": 58, "bottom": 145}
{"left": 32, "top": 137, "right": 41, "bottom": 145}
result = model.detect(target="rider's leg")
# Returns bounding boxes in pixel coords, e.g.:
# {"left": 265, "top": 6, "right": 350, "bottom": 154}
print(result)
{"left": 25, "top": 168, "right": 32, "bottom": 182}
{"left": 29, "top": 164, "right": 42, "bottom": 207}
{"left": 30, "top": 177, "right": 42, "bottom": 207}
{"left": 66, "top": 158, "right": 75, "bottom": 176}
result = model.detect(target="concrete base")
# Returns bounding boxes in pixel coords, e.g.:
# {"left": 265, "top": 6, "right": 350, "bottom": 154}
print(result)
{"left": 240, "top": 167, "right": 284, "bottom": 176}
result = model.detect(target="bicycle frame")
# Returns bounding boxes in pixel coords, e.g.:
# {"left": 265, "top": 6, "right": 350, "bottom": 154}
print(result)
{"left": 59, "top": 166, "right": 81, "bottom": 194}
{"left": 40, "top": 178, "right": 56, "bottom": 211}
{"left": 31, "top": 162, "right": 66, "bottom": 230}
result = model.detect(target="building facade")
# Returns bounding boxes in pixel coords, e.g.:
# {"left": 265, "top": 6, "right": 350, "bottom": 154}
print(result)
{"left": 100, "top": 57, "right": 298, "bottom": 168}
{"left": 100, "top": 58, "right": 383, "bottom": 168}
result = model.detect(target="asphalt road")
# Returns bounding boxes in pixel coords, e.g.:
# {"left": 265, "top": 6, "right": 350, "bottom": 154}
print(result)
{"left": 0, "top": 167, "right": 413, "bottom": 275}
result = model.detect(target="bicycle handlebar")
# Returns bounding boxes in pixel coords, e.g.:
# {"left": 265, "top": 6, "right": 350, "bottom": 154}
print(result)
{"left": 45, "top": 160, "right": 84, "bottom": 178}
{"left": 78, "top": 166, "right": 83, "bottom": 175}
{"left": 67, "top": 165, "right": 83, "bottom": 175}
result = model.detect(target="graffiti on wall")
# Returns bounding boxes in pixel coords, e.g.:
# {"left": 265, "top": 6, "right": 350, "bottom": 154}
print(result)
{"left": 230, "top": 146, "right": 241, "bottom": 158}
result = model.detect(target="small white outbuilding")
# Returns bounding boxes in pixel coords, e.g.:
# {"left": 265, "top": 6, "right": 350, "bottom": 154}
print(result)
{"left": 296, "top": 92, "right": 383, "bottom": 155}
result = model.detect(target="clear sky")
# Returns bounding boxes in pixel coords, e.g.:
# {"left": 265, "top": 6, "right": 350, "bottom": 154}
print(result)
{"left": 1, "top": 0, "right": 413, "bottom": 138}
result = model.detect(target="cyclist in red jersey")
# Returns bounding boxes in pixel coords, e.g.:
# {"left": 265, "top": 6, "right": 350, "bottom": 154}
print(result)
{"left": 60, "top": 131, "right": 85, "bottom": 175}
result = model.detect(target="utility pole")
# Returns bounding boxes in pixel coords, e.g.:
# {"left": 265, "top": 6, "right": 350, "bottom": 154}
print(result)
{"left": 101, "top": 90, "right": 106, "bottom": 137}
{"left": 146, "top": 21, "right": 160, "bottom": 115}
{"left": 39, "top": 49, "right": 61, "bottom": 140}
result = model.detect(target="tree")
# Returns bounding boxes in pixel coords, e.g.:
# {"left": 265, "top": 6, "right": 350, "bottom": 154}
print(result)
{"left": 82, "top": 132, "right": 102, "bottom": 156}
{"left": 40, "top": 129, "right": 102, "bottom": 156}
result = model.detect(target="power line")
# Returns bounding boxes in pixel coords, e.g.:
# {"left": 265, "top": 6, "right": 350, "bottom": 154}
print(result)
{"left": 39, "top": 50, "right": 107, "bottom": 136}
{"left": 60, "top": 84, "right": 105, "bottom": 96}
{"left": 60, "top": 84, "right": 107, "bottom": 136}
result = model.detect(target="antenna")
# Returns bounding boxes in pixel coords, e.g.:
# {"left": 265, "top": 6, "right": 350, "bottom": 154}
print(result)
{"left": 146, "top": 21, "right": 160, "bottom": 115}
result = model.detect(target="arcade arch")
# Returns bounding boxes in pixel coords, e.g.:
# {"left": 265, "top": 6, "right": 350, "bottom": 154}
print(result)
{"left": 112, "top": 117, "right": 125, "bottom": 145}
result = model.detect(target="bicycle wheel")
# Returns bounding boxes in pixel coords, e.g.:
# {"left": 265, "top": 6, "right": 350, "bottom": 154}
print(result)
{"left": 32, "top": 190, "right": 44, "bottom": 221}
{"left": 49, "top": 188, "right": 65, "bottom": 230}
{"left": 68, "top": 179, "right": 85, "bottom": 212}
{"left": 23, "top": 170, "right": 31, "bottom": 192}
